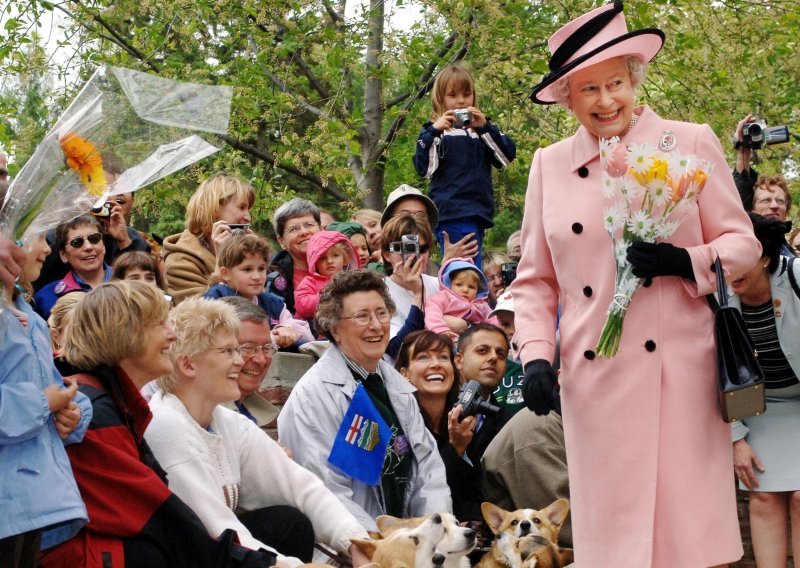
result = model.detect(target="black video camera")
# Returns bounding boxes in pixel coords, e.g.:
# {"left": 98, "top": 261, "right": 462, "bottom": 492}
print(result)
{"left": 500, "top": 262, "right": 518, "bottom": 287}
{"left": 455, "top": 380, "right": 501, "bottom": 423}
{"left": 741, "top": 120, "right": 790, "bottom": 150}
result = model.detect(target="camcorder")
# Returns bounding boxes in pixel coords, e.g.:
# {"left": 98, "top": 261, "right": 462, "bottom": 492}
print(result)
{"left": 741, "top": 120, "right": 790, "bottom": 150}
{"left": 455, "top": 380, "right": 501, "bottom": 423}
{"left": 227, "top": 223, "right": 250, "bottom": 236}
{"left": 90, "top": 202, "right": 113, "bottom": 218}
{"left": 389, "top": 234, "right": 420, "bottom": 263}
{"left": 501, "top": 262, "right": 518, "bottom": 287}
{"left": 453, "top": 108, "right": 472, "bottom": 128}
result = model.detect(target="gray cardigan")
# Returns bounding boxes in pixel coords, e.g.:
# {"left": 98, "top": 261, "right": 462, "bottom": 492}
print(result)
{"left": 277, "top": 345, "right": 452, "bottom": 530}
{"left": 730, "top": 255, "right": 800, "bottom": 442}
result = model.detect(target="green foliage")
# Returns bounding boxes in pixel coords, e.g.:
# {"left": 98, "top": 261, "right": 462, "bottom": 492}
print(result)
{"left": 1, "top": 0, "right": 798, "bottom": 236}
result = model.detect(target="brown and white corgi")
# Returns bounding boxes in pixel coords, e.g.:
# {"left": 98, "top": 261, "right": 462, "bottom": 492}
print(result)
{"left": 476, "top": 500, "right": 573, "bottom": 568}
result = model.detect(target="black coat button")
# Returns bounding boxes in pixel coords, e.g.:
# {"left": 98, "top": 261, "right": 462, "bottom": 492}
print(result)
{"left": 645, "top": 340, "right": 656, "bottom": 352}
{"left": 584, "top": 350, "right": 596, "bottom": 360}
{"left": 578, "top": 166, "right": 589, "bottom": 178}
{"left": 642, "top": 278, "right": 653, "bottom": 288}
{"left": 572, "top": 223, "right": 583, "bottom": 234}
{"left": 583, "top": 286, "right": 593, "bottom": 297}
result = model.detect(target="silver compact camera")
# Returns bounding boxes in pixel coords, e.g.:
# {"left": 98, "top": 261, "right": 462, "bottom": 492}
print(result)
{"left": 227, "top": 223, "right": 250, "bottom": 236}
{"left": 453, "top": 108, "right": 472, "bottom": 128}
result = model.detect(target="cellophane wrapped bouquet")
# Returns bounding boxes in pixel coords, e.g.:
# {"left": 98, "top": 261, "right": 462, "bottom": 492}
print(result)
{"left": 0, "top": 66, "right": 233, "bottom": 325}
{"left": 595, "top": 137, "right": 714, "bottom": 357}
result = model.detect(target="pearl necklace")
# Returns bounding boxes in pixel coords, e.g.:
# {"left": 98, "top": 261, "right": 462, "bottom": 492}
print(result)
{"left": 628, "top": 113, "right": 639, "bottom": 132}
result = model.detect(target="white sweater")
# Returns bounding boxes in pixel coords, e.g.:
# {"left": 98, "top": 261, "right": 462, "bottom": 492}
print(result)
{"left": 146, "top": 391, "right": 368, "bottom": 561}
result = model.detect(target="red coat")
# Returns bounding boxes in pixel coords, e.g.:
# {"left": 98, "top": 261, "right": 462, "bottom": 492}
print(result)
{"left": 294, "top": 231, "right": 360, "bottom": 320}
{"left": 512, "top": 106, "right": 760, "bottom": 567}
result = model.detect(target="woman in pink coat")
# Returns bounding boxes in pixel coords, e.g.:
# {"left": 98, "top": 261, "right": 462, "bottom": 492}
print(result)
{"left": 513, "top": 2, "right": 761, "bottom": 567}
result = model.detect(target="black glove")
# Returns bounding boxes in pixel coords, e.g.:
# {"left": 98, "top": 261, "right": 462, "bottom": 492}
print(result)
{"left": 626, "top": 241, "right": 695, "bottom": 281}
{"left": 522, "top": 359, "right": 559, "bottom": 416}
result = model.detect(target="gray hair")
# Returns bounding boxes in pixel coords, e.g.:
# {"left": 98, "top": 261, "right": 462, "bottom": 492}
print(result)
{"left": 314, "top": 269, "right": 396, "bottom": 343}
{"left": 551, "top": 55, "right": 649, "bottom": 108}
{"left": 273, "top": 198, "right": 321, "bottom": 237}
{"left": 219, "top": 295, "right": 269, "bottom": 325}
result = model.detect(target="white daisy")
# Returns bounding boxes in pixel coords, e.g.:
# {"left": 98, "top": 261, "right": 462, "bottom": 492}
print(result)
{"left": 647, "top": 179, "right": 673, "bottom": 208}
{"left": 614, "top": 241, "right": 629, "bottom": 266}
{"left": 626, "top": 142, "right": 656, "bottom": 174}
{"left": 599, "top": 137, "right": 619, "bottom": 169}
{"left": 666, "top": 152, "right": 694, "bottom": 179}
{"left": 601, "top": 175, "right": 618, "bottom": 198}
{"left": 603, "top": 206, "right": 625, "bottom": 233}
{"left": 655, "top": 219, "right": 680, "bottom": 239}
{"left": 627, "top": 210, "right": 654, "bottom": 239}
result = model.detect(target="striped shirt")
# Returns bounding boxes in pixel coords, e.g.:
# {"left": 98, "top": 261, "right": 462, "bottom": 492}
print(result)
{"left": 741, "top": 299, "right": 799, "bottom": 389}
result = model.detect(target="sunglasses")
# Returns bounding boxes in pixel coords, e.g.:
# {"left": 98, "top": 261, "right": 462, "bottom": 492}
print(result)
{"left": 67, "top": 232, "right": 103, "bottom": 249}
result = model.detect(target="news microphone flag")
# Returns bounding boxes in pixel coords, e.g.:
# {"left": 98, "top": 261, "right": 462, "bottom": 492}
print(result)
{"left": 328, "top": 383, "right": 391, "bottom": 486}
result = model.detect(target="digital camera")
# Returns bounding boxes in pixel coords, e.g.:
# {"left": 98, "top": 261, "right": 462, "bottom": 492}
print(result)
{"left": 742, "top": 120, "right": 790, "bottom": 150}
{"left": 453, "top": 108, "right": 472, "bottom": 128}
{"left": 227, "top": 223, "right": 250, "bottom": 236}
{"left": 455, "top": 380, "right": 501, "bottom": 423}
{"left": 90, "top": 202, "right": 113, "bottom": 218}
{"left": 500, "top": 262, "right": 518, "bottom": 287}
{"left": 389, "top": 234, "right": 420, "bottom": 263}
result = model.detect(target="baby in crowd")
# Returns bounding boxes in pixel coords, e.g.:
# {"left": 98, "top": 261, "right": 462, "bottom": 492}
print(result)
{"left": 204, "top": 234, "right": 312, "bottom": 347}
{"left": 425, "top": 257, "right": 497, "bottom": 338}
{"left": 293, "top": 230, "right": 360, "bottom": 320}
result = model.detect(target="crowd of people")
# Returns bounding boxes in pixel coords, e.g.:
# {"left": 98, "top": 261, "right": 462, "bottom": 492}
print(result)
{"left": 1, "top": 1, "right": 798, "bottom": 567}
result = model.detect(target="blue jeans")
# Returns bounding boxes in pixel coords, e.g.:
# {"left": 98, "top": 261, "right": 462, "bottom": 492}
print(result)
{"left": 435, "top": 218, "right": 484, "bottom": 269}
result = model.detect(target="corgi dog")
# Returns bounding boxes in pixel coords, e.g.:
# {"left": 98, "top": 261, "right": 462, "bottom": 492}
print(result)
{"left": 476, "top": 500, "right": 573, "bottom": 568}
{"left": 352, "top": 512, "right": 476, "bottom": 568}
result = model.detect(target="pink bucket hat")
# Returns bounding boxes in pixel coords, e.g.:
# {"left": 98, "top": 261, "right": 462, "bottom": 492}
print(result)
{"left": 531, "top": 0, "right": 664, "bottom": 105}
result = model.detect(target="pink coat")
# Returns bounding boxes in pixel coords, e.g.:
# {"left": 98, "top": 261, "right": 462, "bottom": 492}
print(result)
{"left": 512, "top": 106, "right": 760, "bottom": 567}
{"left": 424, "top": 257, "right": 498, "bottom": 334}
{"left": 294, "top": 231, "right": 360, "bottom": 320}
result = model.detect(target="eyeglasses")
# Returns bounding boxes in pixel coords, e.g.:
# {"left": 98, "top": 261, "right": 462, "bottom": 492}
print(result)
{"left": 397, "top": 210, "right": 429, "bottom": 220}
{"left": 340, "top": 308, "right": 392, "bottom": 326}
{"left": 756, "top": 197, "right": 787, "bottom": 207}
{"left": 211, "top": 345, "right": 243, "bottom": 359}
{"left": 67, "top": 232, "right": 103, "bottom": 249}
{"left": 239, "top": 343, "right": 277, "bottom": 358}
{"left": 284, "top": 221, "right": 319, "bottom": 236}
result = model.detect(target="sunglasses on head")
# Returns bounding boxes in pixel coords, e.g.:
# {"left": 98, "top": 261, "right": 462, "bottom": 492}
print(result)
{"left": 68, "top": 232, "right": 103, "bottom": 249}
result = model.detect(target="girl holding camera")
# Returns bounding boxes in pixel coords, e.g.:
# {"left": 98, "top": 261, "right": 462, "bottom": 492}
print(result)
{"left": 413, "top": 62, "right": 516, "bottom": 270}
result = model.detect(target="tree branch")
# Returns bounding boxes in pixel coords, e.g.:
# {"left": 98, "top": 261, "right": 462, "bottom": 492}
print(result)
{"left": 218, "top": 134, "right": 348, "bottom": 201}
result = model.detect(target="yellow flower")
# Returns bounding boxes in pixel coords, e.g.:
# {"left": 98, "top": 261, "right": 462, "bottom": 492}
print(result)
{"left": 59, "top": 132, "right": 107, "bottom": 196}
{"left": 631, "top": 158, "right": 669, "bottom": 186}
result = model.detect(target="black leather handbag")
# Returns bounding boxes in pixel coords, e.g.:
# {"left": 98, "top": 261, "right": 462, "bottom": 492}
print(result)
{"left": 707, "top": 257, "right": 766, "bottom": 423}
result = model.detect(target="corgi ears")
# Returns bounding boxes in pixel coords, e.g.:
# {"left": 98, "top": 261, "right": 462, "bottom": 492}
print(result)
{"left": 376, "top": 515, "right": 405, "bottom": 533}
{"left": 544, "top": 498, "right": 570, "bottom": 530}
{"left": 481, "top": 502, "right": 510, "bottom": 533}
{"left": 350, "top": 538, "right": 377, "bottom": 559}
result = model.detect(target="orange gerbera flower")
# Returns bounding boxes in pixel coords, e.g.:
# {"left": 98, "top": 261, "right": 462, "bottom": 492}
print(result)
{"left": 59, "top": 132, "right": 107, "bottom": 196}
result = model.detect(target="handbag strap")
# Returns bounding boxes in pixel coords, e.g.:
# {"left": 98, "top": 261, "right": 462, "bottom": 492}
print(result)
{"left": 787, "top": 256, "right": 800, "bottom": 300}
{"left": 706, "top": 256, "right": 726, "bottom": 313}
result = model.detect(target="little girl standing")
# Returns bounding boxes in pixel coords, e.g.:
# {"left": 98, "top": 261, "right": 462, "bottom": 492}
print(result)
{"left": 413, "top": 62, "right": 516, "bottom": 269}
{"left": 0, "top": 234, "right": 91, "bottom": 567}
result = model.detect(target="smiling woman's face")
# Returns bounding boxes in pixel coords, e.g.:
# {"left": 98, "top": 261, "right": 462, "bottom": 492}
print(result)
{"left": 401, "top": 343, "right": 455, "bottom": 400}
{"left": 568, "top": 56, "right": 634, "bottom": 140}
{"left": 61, "top": 223, "right": 106, "bottom": 278}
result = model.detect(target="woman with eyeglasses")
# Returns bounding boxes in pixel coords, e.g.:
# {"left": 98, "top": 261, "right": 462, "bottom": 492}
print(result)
{"left": 380, "top": 214, "right": 440, "bottom": 360}
{"left": 278, "top": 270, "right": 450, "bottom": 531}
{"left": 163, "top": 174, "right": 255, "bottom": 305}
{"left": 146, "top": 297, "right": 371, "bottom": 566}
{"left": 40, "top": 281, "right": 274, "bottom": 568}
{"left": 34, "top": 214, "right": 111, "bottom": 320}
{"left": 267, "top": 198, "right": 322, "bottom": 316}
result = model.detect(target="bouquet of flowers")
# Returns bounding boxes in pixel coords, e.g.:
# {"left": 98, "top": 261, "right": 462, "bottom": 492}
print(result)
{"left": 595, "top": 137, "right": 714, "bottom": 358}
{"left": 0, "top": 66, "right": 234, "bottom": 320}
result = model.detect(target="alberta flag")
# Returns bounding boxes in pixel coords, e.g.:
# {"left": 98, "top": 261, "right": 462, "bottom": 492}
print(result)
{"left": 328, "top": 383, "right": 391, "bottom": 486}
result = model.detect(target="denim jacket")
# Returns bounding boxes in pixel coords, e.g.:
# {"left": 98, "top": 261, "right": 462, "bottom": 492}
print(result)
{"left": 0, "top": 297, "right": 91, "bottom": 548}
